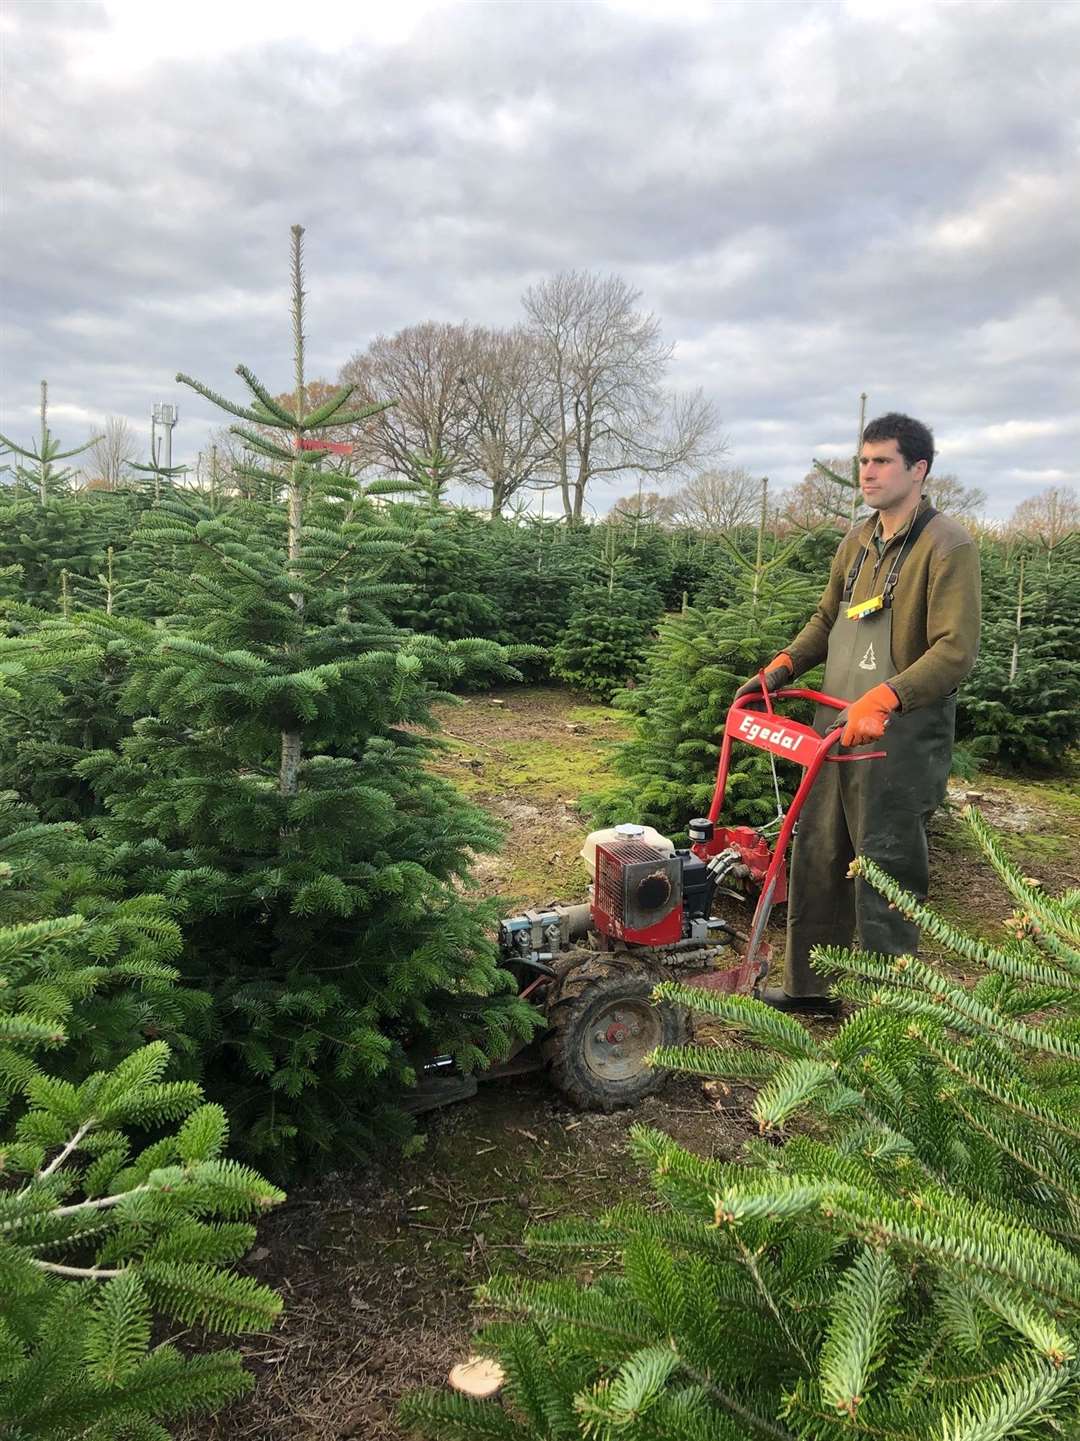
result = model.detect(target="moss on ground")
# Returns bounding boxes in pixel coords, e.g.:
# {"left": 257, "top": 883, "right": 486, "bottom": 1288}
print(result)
{"left": 928, "top": 767, "right": 1080, "bottom": 945}
{"left": 490, "top": 738, "right": 621, "bottom": 801}
{"left": 436, "top": 695, "right": 1078, "bottom": 943}
{"left": 987, "top": 766, "right": 1080, "bottom": 817}
{"left": 435, "top": 713, "right": 627, "bottom": 805}
{"left": 1002, "top": 831, "right": 1075, "bottom": 863}
{"left": 500, "top": 851, "right": 590, "bottom": 912}
{"left": 428, "top": 696, "right": 632, "bottom": 906}
{"left": 567, "top": 703, "right": 628, "bottom": 727}
{"left": 971, "top": 768, "right": 1079, "bottom": 872}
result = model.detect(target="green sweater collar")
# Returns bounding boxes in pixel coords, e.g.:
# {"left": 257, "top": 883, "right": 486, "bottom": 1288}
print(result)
{"left": 861, "top": 495, "right": 931, "bottom": 555}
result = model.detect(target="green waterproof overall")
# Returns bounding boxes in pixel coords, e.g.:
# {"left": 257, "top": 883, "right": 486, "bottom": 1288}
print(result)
{"left": 783, "top": 513, "right": 956, "bottom": 996}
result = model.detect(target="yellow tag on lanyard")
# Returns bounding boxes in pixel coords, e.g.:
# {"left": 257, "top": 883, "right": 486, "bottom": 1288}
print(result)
{"left": 846, "top": 593, "right": 884, "bottom": 621}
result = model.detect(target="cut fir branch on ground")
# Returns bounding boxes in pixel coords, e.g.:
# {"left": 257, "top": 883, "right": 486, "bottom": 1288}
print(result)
{"left": 401, "top": 805, "right": 1080, "bottom": 1441}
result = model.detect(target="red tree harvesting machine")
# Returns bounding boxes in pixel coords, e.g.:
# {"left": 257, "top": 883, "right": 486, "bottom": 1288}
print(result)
{"left": 416, "top": 683, "right": 881, "bottom": 1111}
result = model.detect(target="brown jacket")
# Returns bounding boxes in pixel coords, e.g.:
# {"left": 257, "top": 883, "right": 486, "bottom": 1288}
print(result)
{"left": 786, "top": 498, "right": 981, "bottom": 711}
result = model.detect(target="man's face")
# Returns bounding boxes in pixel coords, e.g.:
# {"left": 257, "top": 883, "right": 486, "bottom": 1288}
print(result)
{"left": 858, "top": 438, "right": 927, "bottom": 513}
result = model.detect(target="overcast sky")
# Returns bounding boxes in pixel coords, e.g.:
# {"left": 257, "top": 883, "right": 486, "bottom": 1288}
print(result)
{"left": 2, "top": 0, "right": 1077, "bottom": 517}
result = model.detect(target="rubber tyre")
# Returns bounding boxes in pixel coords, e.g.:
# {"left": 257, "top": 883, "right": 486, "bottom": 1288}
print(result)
{"left": 542, "top": 967, "right": 689, "bottom": 1112}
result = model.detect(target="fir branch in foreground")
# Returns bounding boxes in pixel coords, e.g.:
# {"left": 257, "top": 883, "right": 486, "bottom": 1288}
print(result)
{"left": 964, "top": 804, "right": 1080, "bottom": 948}
{"left": 849, "top": 853, "right": 1080, "bottom": 983}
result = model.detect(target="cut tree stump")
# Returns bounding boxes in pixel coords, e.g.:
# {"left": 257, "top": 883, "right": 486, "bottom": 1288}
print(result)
{"left": 448, "top": 1354, "right": 506, "bottom": 1401}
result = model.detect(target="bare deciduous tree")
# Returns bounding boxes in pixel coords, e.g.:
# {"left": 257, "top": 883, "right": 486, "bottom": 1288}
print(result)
{"left": 669, "top": 465, "right": 761, "bottom": 533}
{"left": 607, "top": 488, "right": 680, "bottom": 526}
{"left": 926, "top": 472, "right": 987, "bottom": 519}
{"left": 340, "top": 322, "right": 476, "bottom": 499}
{"left": 777, "top": 460, "right": 855, "bottom": 532}
{"left": 198, "top": 423, "right": 268, "bottom": 500}
{"left": 87, "top": 415, "right": 137, "bottom": 490}
{"left": 1008, "top": 485, "right": 1080, "bottom": 547}
{"left": 779, "top": 464, "right": 985, "bottom": 533}
{"left": 522, "top": 270, "right": 722, "bottom": 522}
{"left": 459, "top": 326, "right": 556, "bottom": 517}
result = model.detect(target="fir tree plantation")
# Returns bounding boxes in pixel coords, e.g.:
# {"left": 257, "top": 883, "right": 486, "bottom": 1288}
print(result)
{"left": 1, "top": 227, "right": 1079, "bottom": 1438}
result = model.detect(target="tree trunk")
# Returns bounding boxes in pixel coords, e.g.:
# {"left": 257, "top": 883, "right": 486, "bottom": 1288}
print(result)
{"left": 850, "top": 391, "right": 867, "bottom": 525}
{"left": 1009, "top": 554, "right": 1025, "bottom": 683}
{"left": 489, "top": 475, "right": 506, "bottom": 519}
{"left": 752, "top": 477, "right": 768, "bottom": 605}
{"left": 554, "top": 357, "right": 573, "bottom": 521}
{"left": 279, "top": 730, "right": 303, "bottom": 795}
{"left": 39, "top": 380, "right": 48, "bottom": 504}
{"left": 280, "top": 224, "right": 307, "bottom": 800}
{"left": 559, "top": 438, "right": 572, "bottom": 522}
{"left": 572, "top": 457, "right": 587, "bottom": 523}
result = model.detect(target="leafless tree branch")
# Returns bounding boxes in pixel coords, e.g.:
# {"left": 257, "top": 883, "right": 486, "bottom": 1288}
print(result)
{"left": 522, "top": 270, "right": 724, "bottom": 521}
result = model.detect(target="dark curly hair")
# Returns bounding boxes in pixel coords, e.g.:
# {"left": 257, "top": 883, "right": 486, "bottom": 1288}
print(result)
{"left": 862, "top": 412, "right": 935, "bottom": 477}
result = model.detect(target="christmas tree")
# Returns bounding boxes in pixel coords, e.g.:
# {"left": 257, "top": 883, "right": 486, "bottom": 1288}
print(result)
{"left": 590, "top": 498, "right": 819, "bottom": 836}
{"left": 0, "top": 380, "right": 100, "bottom": 504}
{"left": 958, "top": 535, "right": 1080, "bottom": 767}
{"left": 385, "top": 505, "right": 504, "bottom": 641}
{"left": 0, "top": 808, "right": 275, "bottom": 1435}
{"left": 551, "top": 583, "right": 660, "bottom": 702}
{"left": 0, "top": 999, "right": 282, "bottom": 1437}
{"left": 12, "top": 226, "right": 539, "bottom": 1173}
{"left": 489, "top": 515, "right": 585, "bottom": 649}
{"left": 0, "top": 789, "right": 210, "bottom": 1076}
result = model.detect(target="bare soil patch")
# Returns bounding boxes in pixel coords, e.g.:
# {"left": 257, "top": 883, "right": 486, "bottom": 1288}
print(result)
{"left": 182, "top": 1075, "right": 753, "bottom": 1441}
{"left": 426, "top": 685, "right": 631, "bottom": 905}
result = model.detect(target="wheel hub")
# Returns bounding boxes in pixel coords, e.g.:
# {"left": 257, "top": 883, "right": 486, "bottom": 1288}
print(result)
{"left": 583, "top": 998, "right": 662, "bottom": 1082}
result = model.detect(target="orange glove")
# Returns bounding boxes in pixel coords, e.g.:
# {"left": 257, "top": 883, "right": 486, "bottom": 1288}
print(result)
{"left": 733, "top": 652, "right": 794, "bottom": 702}
{"left": 840, "top": 683, "right": 900, "bottom": 747}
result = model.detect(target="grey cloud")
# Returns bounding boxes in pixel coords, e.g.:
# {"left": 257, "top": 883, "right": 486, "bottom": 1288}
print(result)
{"left": 1, "top": 0, "right": 1077, "bottom": 514}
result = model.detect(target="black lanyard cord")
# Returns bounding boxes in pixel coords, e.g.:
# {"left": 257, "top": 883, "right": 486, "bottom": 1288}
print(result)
{"left": 842, "top": 506, "right": 938, "bottom": 605}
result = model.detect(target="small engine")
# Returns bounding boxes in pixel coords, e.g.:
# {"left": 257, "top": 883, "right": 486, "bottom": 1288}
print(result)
{"left": 592, "top": 838, "right": 683, "bottom": 943}
{"left": 589, "top": 824, "right": 724, "bottom": 945}
{"left": 498, "top": 823, "right": 742, "bottom": 966}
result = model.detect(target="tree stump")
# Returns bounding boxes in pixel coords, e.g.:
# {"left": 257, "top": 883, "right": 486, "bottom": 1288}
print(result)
{"left": 448, "top": 1354, "right": 506, "bottom": 1401}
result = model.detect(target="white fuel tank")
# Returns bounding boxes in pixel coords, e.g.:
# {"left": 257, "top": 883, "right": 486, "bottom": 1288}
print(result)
{"left": 579, "top": 823, "right": 676, "bottom": 873}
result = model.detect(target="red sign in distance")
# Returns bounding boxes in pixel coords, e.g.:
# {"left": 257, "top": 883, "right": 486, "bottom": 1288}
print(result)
{"left": 295, "top": 438, "right": 354, "bottom": 455}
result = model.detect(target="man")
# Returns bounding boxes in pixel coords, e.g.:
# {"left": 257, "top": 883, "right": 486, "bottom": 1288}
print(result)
{"left": 735, "top": 412, "right": 981, "bottom": 1012}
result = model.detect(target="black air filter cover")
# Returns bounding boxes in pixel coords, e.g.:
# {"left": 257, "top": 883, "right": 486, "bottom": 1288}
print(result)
{"left": 622, "top": 853, "right": 682, "bottom": 931}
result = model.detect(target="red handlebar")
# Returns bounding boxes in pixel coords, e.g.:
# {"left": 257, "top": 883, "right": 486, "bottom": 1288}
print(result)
{"left": 705, "top": 680, "right": 886, "bottom": 993}
{"left": 707, "top": 685, "right": 884, "bottom": 826}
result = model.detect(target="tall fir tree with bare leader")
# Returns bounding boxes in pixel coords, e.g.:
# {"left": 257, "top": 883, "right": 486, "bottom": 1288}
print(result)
{"left": 14, "top": 226, "right": 538, "bottom": 1172}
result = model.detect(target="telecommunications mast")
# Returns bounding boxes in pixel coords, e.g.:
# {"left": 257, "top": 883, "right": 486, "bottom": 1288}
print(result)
{"left": 151, "top": 402, "right": 178, "bottom": 470}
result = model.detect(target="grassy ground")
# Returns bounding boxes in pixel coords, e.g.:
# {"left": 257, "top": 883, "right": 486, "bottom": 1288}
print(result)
{"left": 929, "top": 760, "right": 1080, "bottom": 950}
{"left": 184, "top": 688, "right": 1080, "bottom": 1441}
{"left": 424, "top": 686, "right": 632, "bottom": 906}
